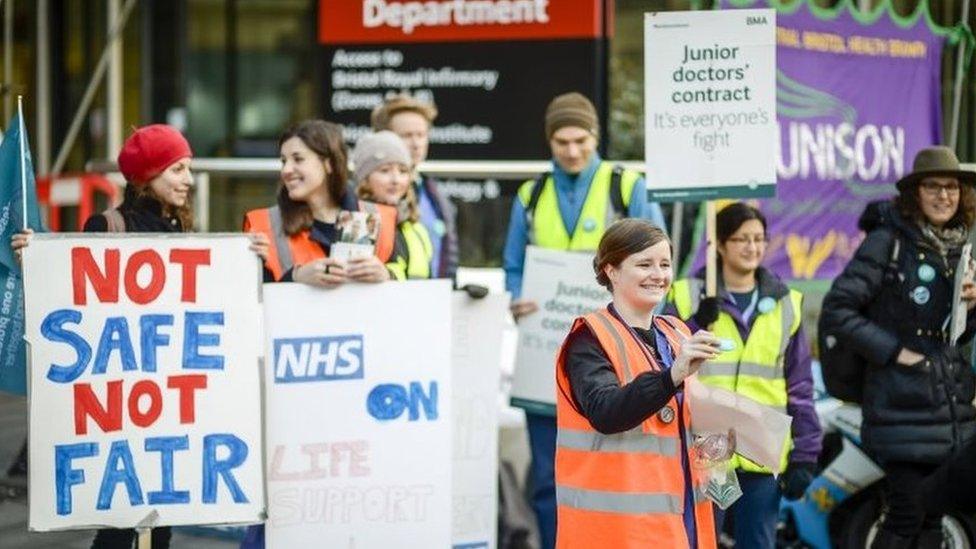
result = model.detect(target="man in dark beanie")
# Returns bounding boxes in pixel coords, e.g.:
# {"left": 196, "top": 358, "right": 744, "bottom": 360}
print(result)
{"left": 502, "top": 92, "right": 667, "bottom": 549}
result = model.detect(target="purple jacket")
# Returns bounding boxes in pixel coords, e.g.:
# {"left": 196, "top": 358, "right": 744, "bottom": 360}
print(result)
{"left": 662, "top": 268, "right": 822, "bottom": 464}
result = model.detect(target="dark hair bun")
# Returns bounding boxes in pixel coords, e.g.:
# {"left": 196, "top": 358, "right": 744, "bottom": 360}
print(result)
{"left": 594, "top": 255, "right": 611, "bottom": 289}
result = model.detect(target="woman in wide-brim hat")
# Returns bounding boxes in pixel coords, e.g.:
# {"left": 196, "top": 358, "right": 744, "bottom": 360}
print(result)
{"left": 821, "top": 145, "right": 976, "bottom": 548}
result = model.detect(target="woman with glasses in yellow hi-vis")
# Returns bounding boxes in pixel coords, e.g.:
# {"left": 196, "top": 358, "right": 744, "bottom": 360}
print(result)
{"left": 663, "top": 202, "right": 821, "bottom": 548}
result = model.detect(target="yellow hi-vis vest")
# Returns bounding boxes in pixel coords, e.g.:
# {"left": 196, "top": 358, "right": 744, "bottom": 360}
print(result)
{"left": 388, "top": 220, "right": 434, "bottom": 280}
{"left": 669, "top": 278, "right": 803, "bottom": 474}
{"left": 517, "top": 162, "right": 639, "bottom": 250}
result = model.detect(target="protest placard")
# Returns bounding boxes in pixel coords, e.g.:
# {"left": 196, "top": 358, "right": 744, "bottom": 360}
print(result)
{"left": 645, "top": 8, "right": 777, "bottom": 201}
{"left": 510, "top": 246, "right": 609, "bottom": 411}
{"left": 23, "top": 234, "right": 265, "bottom": 531}
{"left": 263, "top": 280, "right": 452, "bottom": 548}
{"left": 452, "top": 293, "right": 506, "bottom": 549}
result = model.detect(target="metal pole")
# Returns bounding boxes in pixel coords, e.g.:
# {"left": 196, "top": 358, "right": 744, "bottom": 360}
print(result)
{"left": 3, "top": 0, "right": 12, "bottom": 123}
{"left": 671, "top": 202, "right": 684, "bottom": 268}
{"left": 107, "top": 0, "right": 123, "bottom": 159}
{"left": 194, "top": 171, "right": 210, "bottom": 232}
{"left": 705, "top": 201, "right": 717, "bottom": 297}
{"left": 36, "top": 0, "right": 51, "bottom": 176}
{"left": 950, "top": 0, "right": 971, "bottom": 151}
{"left": 17, "top": 95, "right": 27, "bottom": 229}
{"left": 51, "top": 0, "right": 136, "bottom": 175}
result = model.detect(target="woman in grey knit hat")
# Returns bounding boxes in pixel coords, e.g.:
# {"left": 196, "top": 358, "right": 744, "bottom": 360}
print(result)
{"left": 352, "top": 130, "right": 434, "bottom": 280}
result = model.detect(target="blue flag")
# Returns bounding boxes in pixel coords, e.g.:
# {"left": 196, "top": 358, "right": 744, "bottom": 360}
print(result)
{"left": 0, "top": 114, "right": 46, "bottom": 395}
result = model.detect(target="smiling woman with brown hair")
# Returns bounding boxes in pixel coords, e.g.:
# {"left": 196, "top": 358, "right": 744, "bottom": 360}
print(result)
{"left": 555, "top": 218, "right": 719, "bottom": 548}
{"left": 243, "top": 119, "right": 406, "bottom": 285}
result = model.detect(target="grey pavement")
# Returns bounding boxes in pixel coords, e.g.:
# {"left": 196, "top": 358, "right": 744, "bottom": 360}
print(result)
{"left": 0, "top": 392, "right": 239, "bottom": 549}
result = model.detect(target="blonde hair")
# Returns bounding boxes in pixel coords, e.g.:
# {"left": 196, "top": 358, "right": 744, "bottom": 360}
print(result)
{"left": 356, "top": 176, "right": 420, "bottom": 223}
{"left": 371, "top": 94, "right": 438, "bottom": 130}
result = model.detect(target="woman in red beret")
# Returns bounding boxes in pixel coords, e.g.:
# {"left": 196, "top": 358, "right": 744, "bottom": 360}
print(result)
{"left": 87, "top": 123, "right": 197, "bottom": 232}
{"left": 13, "top": 123, "right": 270, "bottom": 248}
{"left": 11, "top": 124, "right": 267, "bottom": 549}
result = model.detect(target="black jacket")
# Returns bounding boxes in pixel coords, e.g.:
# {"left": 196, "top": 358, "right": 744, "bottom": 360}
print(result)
{"left": 417, "top": 175, "right": 458, "bottom": 280}
{"left": 821, "top": 200, "right": 976, "bottom": 464}
{"left": 83, "top": 195, "right": 184, "bottom": 234}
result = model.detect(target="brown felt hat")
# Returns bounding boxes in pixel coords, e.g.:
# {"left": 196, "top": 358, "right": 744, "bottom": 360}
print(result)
{"left": 544, "top": 92, "right": 599, "bottom": 140}
{"left": 896, "top": 146, "right": 976, "bottom": 192}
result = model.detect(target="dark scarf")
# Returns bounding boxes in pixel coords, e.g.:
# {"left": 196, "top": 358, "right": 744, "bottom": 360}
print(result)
{"left": 918, "top": 221, "right": 969, "bottom": 257}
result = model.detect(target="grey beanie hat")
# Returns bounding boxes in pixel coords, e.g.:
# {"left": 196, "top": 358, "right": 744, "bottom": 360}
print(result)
{"left": 351, "top": 130, "right": 412, "bottom": 184}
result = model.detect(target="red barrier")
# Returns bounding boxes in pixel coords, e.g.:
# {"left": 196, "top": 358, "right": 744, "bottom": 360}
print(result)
{"left": 36, "top": 174, "right": 121, "bottom": 231}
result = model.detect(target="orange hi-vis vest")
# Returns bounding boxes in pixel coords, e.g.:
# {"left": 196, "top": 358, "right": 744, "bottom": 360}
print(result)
{"left": 555, "top": 308, "right": 717, "bottom": 549}
{"left": 243, "top": 200, "right": 397, "bottom": 281}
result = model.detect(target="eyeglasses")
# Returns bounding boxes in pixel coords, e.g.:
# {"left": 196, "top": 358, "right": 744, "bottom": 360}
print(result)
{"left": 725, "top": 236, "right": 767, "bottom": 246}
{"left": 920, "top": 180, "right": 961, "bottom": 196}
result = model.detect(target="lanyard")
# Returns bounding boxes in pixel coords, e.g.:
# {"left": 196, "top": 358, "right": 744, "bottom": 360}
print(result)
{"left": 730, "top": 289, "right": 759, "bottom": 324}
{"left": 622, "top": 317, "right": 674, "bottom": 371}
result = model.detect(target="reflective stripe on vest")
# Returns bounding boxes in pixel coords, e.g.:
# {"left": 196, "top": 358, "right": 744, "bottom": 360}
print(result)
{"left": 669, "top": 278, "right": 802, "bottom": 473}
{"left": 558, "top": 486, "right": 683, "bottom": 515}
{"left": 557, "top": 427, "right": 679, "bottom": 456}
{"left": 518, "top": 162, "right": 638, "bottom": 250}
{"left": 243, "top": 201, "right": 397, "bottom": 281}
{"left": 401, "top": 220, "right": 433, "bottom": 279}
{"left": 554, "top": 308, "right": 717, "bottom": 548}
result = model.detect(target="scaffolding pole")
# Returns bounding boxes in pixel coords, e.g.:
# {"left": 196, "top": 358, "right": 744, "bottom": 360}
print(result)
{"left": 51, "top": 0, "right": 136, "bottom": 175}
{"left": 950, "top": 0, "right": 972, "bottom": 151}
{"left": 37, "top": 0, "right": 51, "bottom": 175}
{"left": 107, "top": 0, "right": 123, "bottom": 159}
{"left": 3, "top": 0, "right": 12, "bottom": 123}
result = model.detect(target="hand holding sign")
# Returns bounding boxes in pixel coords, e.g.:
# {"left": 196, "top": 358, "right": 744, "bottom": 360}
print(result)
{"left": 11, "top": 227, "right": 32, "bottom": 264}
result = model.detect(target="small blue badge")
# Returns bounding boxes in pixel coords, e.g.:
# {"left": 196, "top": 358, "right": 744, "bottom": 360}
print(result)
{"left": 582, "top": 218, "right": 597, "bottom": 232}
{"left": 718, "top": 339, "right": 736, "bottom": 352}
{"left": 918, "top": 264, "right": 936, "bottom": 282}
{"left": 911, "top": 286, "right": 931, "bottom": 305}
{"left": 758, "top": 296, "right": 776, "bottom": 314}
{"left": 433, "top": 219, "right": 446, "bottom": 237}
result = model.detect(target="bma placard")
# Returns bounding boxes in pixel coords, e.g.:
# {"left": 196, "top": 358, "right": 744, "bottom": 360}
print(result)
{"left": 24, "top": 235, "right": 265, "bottom": 531}
{"left": 644, "top": 9, "right": 777, "bottom": 201}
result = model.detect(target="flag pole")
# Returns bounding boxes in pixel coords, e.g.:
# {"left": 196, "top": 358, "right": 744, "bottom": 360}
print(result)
{"left": 16, "top": 95, "right": 26, "bottom": 230}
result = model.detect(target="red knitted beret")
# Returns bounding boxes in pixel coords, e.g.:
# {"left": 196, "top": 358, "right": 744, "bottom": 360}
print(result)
{"left": 117, "top": 124, "right": 192, "bottom": 185}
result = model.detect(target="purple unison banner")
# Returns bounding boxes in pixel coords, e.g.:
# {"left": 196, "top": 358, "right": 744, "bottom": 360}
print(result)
{"left": 702, "top": 0, "right": 948, "bottom": 280}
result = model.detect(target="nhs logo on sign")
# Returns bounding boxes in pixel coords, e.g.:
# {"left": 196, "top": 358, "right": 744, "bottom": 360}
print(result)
{"left": 273, "top": 335, "right": 363, "bottom": 383}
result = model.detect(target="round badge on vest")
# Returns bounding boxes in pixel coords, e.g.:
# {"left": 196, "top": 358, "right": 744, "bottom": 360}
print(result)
{"left": 757, "top": 296, "right": 776, "bottom": 314}
{"left": 658, "top": 406, "right": 676, "bottom": 424}
{"left": 918, "top": 264, "right": 936, "bottom": 282}
{"left": 911, "top": 286, "right": 931, "bottom": 305}
{"left": 433, "top": 219, "right": 446, "bottom": 237}
{"left": 582, "top": 218, "right": 597, "bottom": 232}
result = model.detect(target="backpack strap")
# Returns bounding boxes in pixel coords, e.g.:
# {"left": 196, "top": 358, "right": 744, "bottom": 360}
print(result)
{"left": 609, "top": 164, "right": 626, "bottom": 220}
{"left": 523, "top": 172, "right": 550, "bottom": 229}
{"left": 882, "top": 233, "right": 901, "bottom": 284}
{"left": 889, "top": 236, "right": 901, "bottom": 268}
{"left": 102, "top": 209, "right": 126, "bottom": 233}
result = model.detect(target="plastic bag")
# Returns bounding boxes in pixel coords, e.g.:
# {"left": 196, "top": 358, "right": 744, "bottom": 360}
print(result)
{"left": 692, "top": 430, "right": 743, "bottom": 510}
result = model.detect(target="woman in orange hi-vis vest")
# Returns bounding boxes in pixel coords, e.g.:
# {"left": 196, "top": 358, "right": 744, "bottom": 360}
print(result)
{"left": 555, "top": 218, "right": 722, "bottom": 548}
{"left": 243, "top": 119, "right": 405, "bottom": 284}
